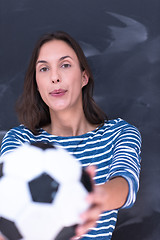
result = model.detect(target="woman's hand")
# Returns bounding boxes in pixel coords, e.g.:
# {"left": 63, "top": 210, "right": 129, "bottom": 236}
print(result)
{"left": 0, "top": 235, "right": 5, "bottom": 240}
{"left": 74, "top": 166, "right": 102, "bottom": 237}
{"left": 74, "top": 166, "right": 129, "bottom": 238}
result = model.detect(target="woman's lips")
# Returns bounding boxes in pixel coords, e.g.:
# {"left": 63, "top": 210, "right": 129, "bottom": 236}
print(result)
{"left": 50, "top": 89, "right": 67, "bottom": 97}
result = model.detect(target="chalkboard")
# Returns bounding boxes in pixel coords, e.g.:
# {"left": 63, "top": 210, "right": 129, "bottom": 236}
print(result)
{"left": 0, "top": 0, "right": 160, "bottom": 239}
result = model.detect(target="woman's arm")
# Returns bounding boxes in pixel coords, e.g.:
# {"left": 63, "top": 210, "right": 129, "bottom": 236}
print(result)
{"left": 91, "top": 176, "right": 129, "bottom": 211}
{"left": 75, "top": 124, "right": 141, "bottom": 237}
{"left": 75, "top": 168, "right": 129, "bottom": 237}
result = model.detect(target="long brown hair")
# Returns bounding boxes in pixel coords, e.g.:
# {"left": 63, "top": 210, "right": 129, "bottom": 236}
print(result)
{"left": 16, "top": 31, "right": 107, "bottom": 134}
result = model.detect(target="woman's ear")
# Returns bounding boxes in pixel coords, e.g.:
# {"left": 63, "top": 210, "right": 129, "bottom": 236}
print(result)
{"left": 82, "top": 70, "right": 89, "bottom": 87}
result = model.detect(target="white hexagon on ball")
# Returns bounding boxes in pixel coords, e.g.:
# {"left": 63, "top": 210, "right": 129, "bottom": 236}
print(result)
{"left": 0, "top": 142, "right": 92, "bottom": 240}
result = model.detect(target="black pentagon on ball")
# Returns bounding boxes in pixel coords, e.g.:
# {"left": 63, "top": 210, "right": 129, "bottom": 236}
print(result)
{"left": 0, "top": 217, "right": 23, "bottom": 240}
{"left": 28, "top": 173, "right": 59, "bottom": 203}
{"left": 55, "top": 224, "right": 77, "bottom": 240}
{"left": 81, "top": 169, "right": 93, "bottom": 192}
{"left": 0, "top": 162, "right": 4, "bottom": 178}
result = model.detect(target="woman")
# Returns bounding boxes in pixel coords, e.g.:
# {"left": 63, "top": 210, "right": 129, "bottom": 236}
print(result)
{"left": 1, "top": 31, "right": 141, "bottom": 239}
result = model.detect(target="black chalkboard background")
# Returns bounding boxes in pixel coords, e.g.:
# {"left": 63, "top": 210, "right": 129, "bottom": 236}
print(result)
{"left": 0, "top": 0, "right": 160, "bottom": 239}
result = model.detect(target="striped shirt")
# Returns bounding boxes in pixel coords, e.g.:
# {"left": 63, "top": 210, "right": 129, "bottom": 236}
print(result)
{"left": 0, "top": 118, "right": 141, "bottom": 239}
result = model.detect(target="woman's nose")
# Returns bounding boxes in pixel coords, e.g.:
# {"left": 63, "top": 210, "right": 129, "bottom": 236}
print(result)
{"left": 50, "top": 69, "right": 61, "bottom": 83}
{"left": 52, "top": 79, "right": 60, "bottom": 83}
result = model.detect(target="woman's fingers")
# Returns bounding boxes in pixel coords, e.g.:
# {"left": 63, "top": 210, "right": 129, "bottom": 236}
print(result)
{"left": 81, "top": 203, "right": 102, "bottom": 222}
{"left": 85, "top": 165, "right": 96, "bottom": 180}
{"left": 75, "top": 203, "right": 102, "bottom": 237}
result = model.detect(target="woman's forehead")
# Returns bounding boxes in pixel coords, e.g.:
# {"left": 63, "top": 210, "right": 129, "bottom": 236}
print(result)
{"left": 38, "top": 40, "right": 76, "bottom": 59}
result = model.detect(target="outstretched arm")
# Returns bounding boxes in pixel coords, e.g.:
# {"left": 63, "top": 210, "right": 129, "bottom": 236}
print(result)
{"left": 75, "top": 166, "right": 129, "bottom": 237}
{"left": 75, "top": 124, "right": 141, "bottom": 238}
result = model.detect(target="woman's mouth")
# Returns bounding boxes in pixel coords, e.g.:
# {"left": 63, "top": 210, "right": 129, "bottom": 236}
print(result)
{"left": 49, "top": 89, "right": 67, "bottom": 97}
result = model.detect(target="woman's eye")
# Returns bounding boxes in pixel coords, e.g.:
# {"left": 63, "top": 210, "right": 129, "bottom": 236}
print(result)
{"left": 61, "top": 63, "right": 71, "bottom": 68}
{"left": 40, "top": 67, "right": 49, "bottom": 72}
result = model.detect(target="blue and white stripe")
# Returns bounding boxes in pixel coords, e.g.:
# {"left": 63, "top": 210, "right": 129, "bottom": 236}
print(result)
{"left": 0, "top": 118, "right": 141, "bottom": 239}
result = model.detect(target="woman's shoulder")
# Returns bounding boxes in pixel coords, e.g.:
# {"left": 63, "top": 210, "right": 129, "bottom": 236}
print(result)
{"left": 1, "top": 125, "right": 47, "bottom": 156}
{"left": 104, "top": 118, "right": 139, "bottom": 129}
{"left": 4, "top": 125, "right": 32, "bottom": 138}
{"left": 100, "top": 118, "right": 141, "bottom": 138}
{"left": 2, "top": 125, "right": 43, "bottom": 144}
{"left": 102, "top": 118, "right": 132, "bottom": 130}
{"left": 0, "top": 125, "right": 29, "bottom": 156}
{"left": 3, "top": 124, "right": 54, "bottom": 142}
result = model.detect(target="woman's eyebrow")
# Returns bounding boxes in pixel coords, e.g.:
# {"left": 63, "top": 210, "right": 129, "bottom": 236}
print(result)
{"left": 36, "top": 60, "right": 48, "bottom": 65}
{"left": 59, "top": 55, "right": 73, "bottom": 61}
{"left": 36, "top": 56, "right": 73, "bottom": 65}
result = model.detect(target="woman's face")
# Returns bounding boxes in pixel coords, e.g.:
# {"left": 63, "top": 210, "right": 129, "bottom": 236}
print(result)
{"left": 36, "top": 40, "right": 88, "bottom": 114}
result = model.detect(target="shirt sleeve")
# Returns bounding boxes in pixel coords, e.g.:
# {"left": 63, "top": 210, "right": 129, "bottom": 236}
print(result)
{"left": 107, "top": 123, "right": 142, "bottom": 209}
{"left": 0, "top": 127, "right": 25, "bottom": 157}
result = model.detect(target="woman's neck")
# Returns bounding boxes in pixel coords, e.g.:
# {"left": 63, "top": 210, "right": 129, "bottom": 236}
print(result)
{"left": 44, "top": 109, "right": 96, "bottom": 137}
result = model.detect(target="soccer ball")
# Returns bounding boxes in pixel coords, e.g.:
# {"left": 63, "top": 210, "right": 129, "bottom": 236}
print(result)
{"left": 0, "top": 142, "right": 92, "bottom": 240}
